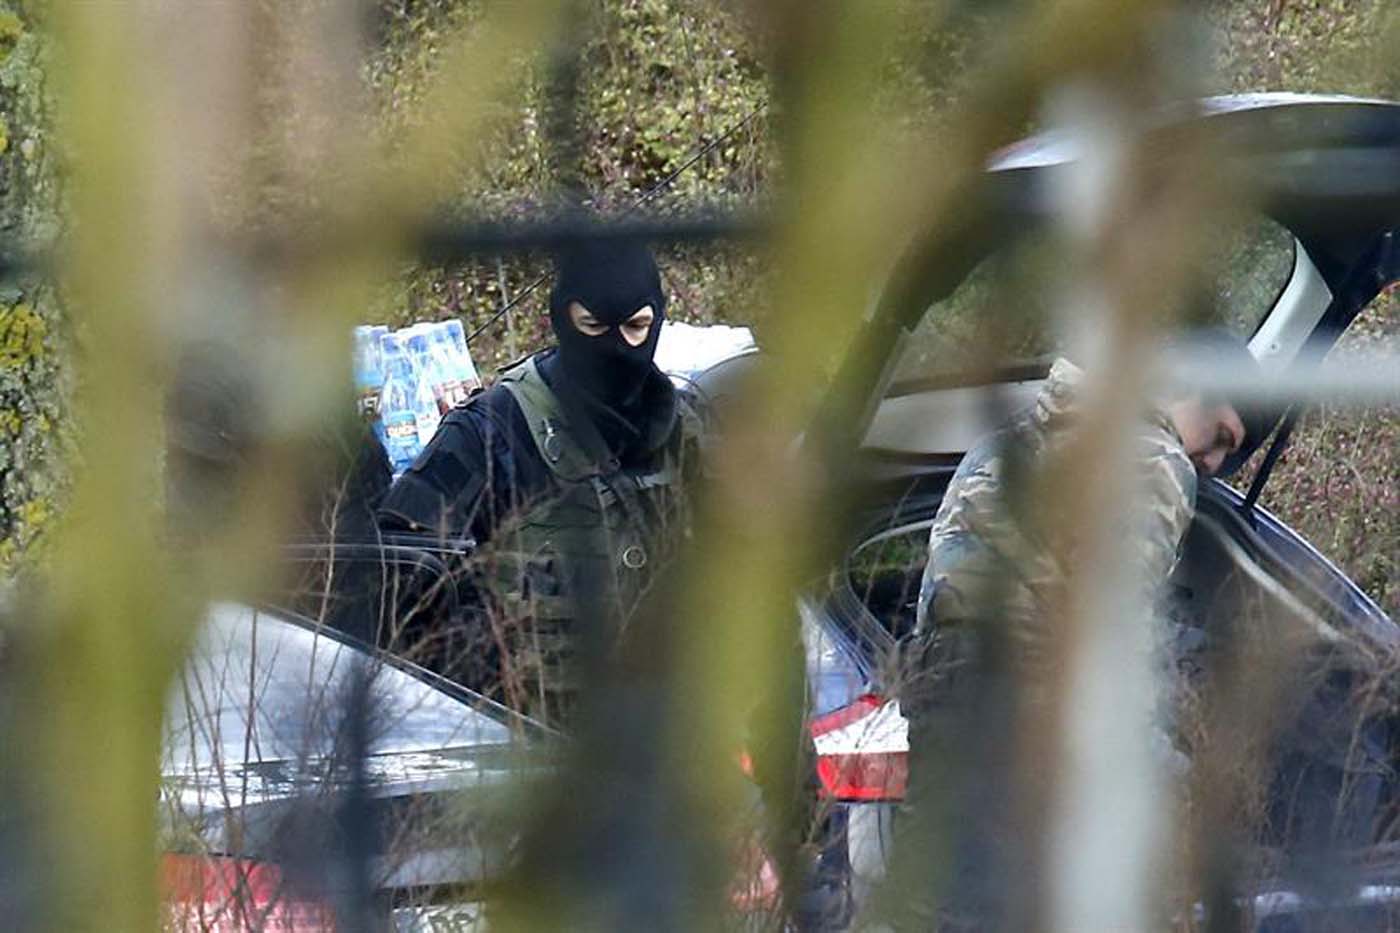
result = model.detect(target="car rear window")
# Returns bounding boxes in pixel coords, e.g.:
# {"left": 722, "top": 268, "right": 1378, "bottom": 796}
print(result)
{"left": 847, "top": 523, "right": 931, "bottom": 642}
{"left": 891, "top": 216, "right": 1295, "bottom": 383}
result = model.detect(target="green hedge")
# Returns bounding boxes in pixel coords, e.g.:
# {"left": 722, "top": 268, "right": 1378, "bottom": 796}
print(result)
{"left": 0, "top": 1, "right": 66, "bottom": 570}
{"left": 362, "top": 0, "right": 771, "bottom": 373}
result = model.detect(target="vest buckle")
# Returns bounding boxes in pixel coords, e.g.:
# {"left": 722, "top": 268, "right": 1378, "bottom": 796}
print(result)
{"left": 542, "top": 419, "right": 563, "bottom": 462}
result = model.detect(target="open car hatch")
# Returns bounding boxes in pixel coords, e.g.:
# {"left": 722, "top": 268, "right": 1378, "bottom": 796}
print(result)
{"left": 846, "top": 95, "right": 1400, "bottom": 469}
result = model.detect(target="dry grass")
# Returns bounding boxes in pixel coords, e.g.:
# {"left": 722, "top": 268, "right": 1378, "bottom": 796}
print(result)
{"left": 1251, "top": 294, "right": 1400, "bottom": 618}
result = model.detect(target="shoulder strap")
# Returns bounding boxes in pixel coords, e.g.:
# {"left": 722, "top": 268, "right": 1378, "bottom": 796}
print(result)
{"left": 498, "top": 356, "right": 618, "bottom": 483}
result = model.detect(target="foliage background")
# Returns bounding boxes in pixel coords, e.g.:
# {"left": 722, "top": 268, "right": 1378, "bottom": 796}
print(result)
{"left": 0, "top": 0, "right": 65, "bottom": 569}
{"left": 0, "top": 0, "right": 1394, "bottom": 612}
{"left": 1209, "top": 0, "right": 1400, "bottom": 617}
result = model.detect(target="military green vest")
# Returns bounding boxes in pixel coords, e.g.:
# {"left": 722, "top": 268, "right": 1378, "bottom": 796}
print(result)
{"left": 484, "top": 356, "right": 698, "bottom": 716}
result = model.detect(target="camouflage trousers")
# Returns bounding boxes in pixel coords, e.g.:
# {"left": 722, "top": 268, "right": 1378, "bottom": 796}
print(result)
{"left": 878, "top": 620, "right": 1032, "bottom": 931}
{"left": 889, "top": 617, "right": 1185, "bottom": 930}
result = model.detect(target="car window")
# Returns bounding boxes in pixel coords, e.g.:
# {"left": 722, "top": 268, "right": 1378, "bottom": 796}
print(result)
{"left": 890, "top": 231, "right": 1062, "bottom": 383}
{"left": 891, "top": 217, "right": 1295, "bottom": 383}
{"left": 1207, "top": 217, "right": 1296, "bottom": 338}
{"left": 846, "top": 523, "right": 931, "bottom": 641}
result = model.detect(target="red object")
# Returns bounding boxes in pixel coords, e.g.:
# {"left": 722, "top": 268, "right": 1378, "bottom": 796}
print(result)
{"left": 162, "top": 853, "right": 335, "bottom": 932}
{"left": 808, "top": 693, "right": 908, "bottom": 802}
{"left": 729, "top": 837, "right": 782, "bottom": 913}
{"left": 808, "top": 693, "right": 885, "bottom": 735}
{"left": 814, "top": 750, "right": 908, "bottom": 802}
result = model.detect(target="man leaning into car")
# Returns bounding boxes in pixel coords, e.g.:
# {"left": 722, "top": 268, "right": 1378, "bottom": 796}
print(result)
{"left": 913, "top": 334, "right": 1264, "bottom": 676}
{"left": 896, "top": 332, "right": 1278, "bottom": 926}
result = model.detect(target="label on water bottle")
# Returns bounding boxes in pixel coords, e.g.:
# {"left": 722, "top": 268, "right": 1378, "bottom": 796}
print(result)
{"left": 414, "top": 403, "right": 441, "bottom": 448}
{"left": 358, "top": 387, "right": 381, "bottom": 420}
{"left": 384, "top": 414, "right": 418, "bottom": 452}
{"left": 384, "top": 416, "right": 416, "bottom": 441}
{"left": 382, "top": 410, "right": 421, "bottom": 474}
{"left": 432, "top": 378, "right": 467, "bottom": 413}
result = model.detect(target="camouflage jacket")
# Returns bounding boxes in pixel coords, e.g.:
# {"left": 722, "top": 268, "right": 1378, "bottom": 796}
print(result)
{"left": 915, "top": 358, "right": 1198, "bottom": 664}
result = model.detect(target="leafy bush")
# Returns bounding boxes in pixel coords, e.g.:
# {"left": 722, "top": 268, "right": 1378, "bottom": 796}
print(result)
{"left": 362, "top": 0, "right": 772, "bottom": 376}
{"left": 1208, "top": 0, "right": 1400, "bottom": 618}
{"left": 0, "top": 0, "right": 67, "bottom": 571}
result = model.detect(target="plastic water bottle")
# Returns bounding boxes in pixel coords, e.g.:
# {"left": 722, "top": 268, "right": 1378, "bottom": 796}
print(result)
{"left": 378, "top": 332, "right": 424, "bottom": 475}
{"left": 370, "top": 324, "right": 389, "bottom": 356}
{"left": 403, "top": 331, "right": 444, "bottom": 444}
{"left": 398, "top": 325, "right": 428, "bottom": 386}
{"left": 426, "top": 324, "right": 468, "bottom": 413}
{"left": 442, "top": 319, "right": 482, "bottom": 394}
{"left": 352, "top": 325, "right": 387, "bottom": 445}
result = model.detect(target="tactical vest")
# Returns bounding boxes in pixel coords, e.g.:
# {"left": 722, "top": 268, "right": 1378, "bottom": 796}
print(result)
{"left": 484, "top": 356, "right": 697, "bottom": 719}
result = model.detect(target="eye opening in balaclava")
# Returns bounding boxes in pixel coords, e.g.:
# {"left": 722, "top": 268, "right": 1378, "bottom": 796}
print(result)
{"left": 548, "top": 238, "right": 667, "bottom": 411}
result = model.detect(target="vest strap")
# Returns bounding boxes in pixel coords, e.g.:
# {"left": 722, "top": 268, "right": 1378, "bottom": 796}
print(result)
{"left": 498, "top": 356, "right": 619, "bottom": 482}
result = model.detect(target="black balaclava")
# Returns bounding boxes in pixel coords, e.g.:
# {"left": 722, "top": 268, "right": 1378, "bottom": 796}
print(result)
{"left": 548, "top": 239, "right": 667, "bottom": 415}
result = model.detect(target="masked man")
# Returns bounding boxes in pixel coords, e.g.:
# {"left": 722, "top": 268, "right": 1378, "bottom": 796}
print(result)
{"left": 378, "top": 240, "right": 703, "bottom": 722}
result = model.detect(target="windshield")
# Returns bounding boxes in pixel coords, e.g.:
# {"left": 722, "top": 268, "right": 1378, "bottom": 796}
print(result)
{"left": 891, "top": 216, "right": 1296, "bottom": 383}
